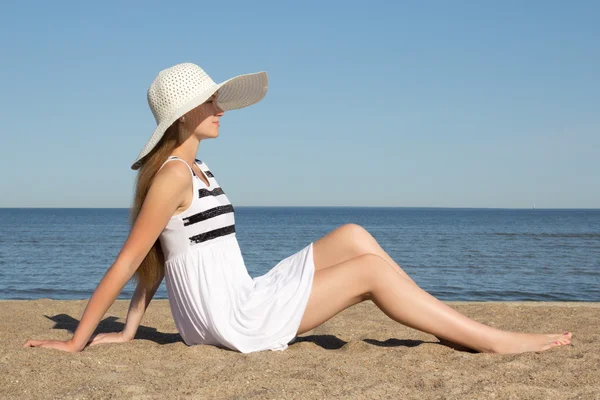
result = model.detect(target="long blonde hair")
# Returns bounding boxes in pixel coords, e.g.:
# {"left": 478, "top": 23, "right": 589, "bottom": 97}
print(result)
{"left": 130, "top": 120, "right": 189, "bottom": 289}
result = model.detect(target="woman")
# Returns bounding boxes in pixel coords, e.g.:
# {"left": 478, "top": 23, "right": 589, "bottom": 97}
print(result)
{"left": 24, "top": 63, "right": 571, "bottom": 354}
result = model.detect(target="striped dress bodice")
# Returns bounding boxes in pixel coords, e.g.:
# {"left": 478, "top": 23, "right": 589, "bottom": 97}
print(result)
{"left": 158, "top": 156, "right": 236, "bottom": 261}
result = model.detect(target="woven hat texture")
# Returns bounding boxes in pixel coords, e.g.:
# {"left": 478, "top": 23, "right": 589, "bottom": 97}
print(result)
{"left": 131, "top": 62, "right": 268, "bottom": 169}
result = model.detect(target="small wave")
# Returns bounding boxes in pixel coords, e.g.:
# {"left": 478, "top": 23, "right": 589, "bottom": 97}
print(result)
{"left": 441, "top": 288, "right": 597, "bottom": 302}
{"left": 0, "top": 287, "right": 134, "bottom": 300}
{"left": 492, "top": 232, "right": 600, "bottom": 239}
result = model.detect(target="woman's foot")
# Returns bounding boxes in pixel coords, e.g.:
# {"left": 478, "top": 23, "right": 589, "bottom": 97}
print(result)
{"left": 435, "top": 332, "right": 572, "bottom": 354}
{"left": 491, "top": 332, "right": 572, "bottom": 354}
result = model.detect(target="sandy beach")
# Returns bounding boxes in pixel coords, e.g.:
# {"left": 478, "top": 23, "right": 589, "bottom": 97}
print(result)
{"left": 1, "top": 299, "right": 598, "bottom": 399}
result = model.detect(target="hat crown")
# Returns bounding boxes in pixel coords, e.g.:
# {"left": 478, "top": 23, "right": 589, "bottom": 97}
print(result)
{"left": 147, "top": 63, "right": 217, "bottom": 124}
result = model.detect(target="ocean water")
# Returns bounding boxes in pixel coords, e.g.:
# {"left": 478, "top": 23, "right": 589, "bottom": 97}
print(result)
{"left": 0, "top": 207, "right": 598, "bottom": 301}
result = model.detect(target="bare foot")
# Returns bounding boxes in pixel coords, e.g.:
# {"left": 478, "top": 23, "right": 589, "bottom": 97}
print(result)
{"left": 492, "top": 332, "right": 572, "bottom": 354}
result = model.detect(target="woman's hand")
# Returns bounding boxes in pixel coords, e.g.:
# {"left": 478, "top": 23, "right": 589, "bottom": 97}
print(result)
{"left": 23, "top": 160, "right": 181, "bottom": 354}
{"left": 88, "top": 331, "right": 132, "bottom": 347}
{"left": 23, "top": 339, "right": 83, "bottom": 352}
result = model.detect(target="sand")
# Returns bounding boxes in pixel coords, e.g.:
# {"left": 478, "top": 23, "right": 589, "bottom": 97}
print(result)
{"left": 1, "top": 299, "right": 598, "bottom": 399}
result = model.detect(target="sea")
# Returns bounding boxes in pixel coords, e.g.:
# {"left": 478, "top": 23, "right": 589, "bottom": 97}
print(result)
{"left": 0, "top": 207, "right": 598, "bottom": 302}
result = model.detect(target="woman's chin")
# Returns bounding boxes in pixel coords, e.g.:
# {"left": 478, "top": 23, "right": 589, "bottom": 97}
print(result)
{"left": 195, "top": 131, "right": 219, "bottom": 140}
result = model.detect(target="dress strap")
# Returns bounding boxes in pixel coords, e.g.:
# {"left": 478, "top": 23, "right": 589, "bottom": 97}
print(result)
{"left": 158, "top": 156, "right": 197, "bottom": 178}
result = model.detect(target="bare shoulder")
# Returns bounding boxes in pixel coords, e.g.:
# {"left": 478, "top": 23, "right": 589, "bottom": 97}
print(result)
{"left": 114, "top": 160, "right": 193, "bottom": 269}
{"left": 154, "top": 159, "right": 193, "bottom": 187}
{"left": 146, "top": 159, "right": 193, "bottom": 214}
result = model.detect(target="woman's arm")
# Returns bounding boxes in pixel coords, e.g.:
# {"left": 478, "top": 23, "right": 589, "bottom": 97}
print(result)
{"left": 23, "top": 161, "right": 192, "bottom": 352}
{"left": 122, "top": 270, "right": 164, "bottom": 340}
{"left": 87, "top": 269, "right": 164, "bottom": 346}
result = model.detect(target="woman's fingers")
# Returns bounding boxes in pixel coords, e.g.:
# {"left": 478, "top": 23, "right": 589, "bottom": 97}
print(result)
{"left": 23, "top": 339, "right": 51, "bottom": 348}
{"left": 88, "top": 334, "right": 108, "bottom": 346}
{"left": 23, "top": 339, "right": 80, "bottom": 352}
{"left": 88, "top": 332, "right": 127, "bottom": 346}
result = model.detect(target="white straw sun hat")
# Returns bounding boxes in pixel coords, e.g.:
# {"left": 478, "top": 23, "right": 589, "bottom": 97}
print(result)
{"left": 131, "top": 62, "right": 268, "bottom": 170}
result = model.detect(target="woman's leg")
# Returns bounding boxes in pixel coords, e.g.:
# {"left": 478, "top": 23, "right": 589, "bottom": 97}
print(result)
{"left": 310, "top": 223, "right": 463, "bottom": 348}
{"left": 311, "top": 223, "right": 417, "bottom": 283}
{"left": 299, "top": 227, "right": 571, "bottom": 354}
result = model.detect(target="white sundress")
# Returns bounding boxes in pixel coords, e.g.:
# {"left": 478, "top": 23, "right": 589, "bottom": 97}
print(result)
{"left": 157, "top": 156, "right": 315, "bottom": 353}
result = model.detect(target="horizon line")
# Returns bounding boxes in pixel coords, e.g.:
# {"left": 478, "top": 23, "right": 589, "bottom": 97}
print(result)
{"left": 1, "top": 206, "right": 599, "bottom": 210}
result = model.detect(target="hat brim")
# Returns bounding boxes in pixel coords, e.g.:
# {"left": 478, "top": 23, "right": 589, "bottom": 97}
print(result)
{"left": 131, "top": 71, "right": 268, "bottom": 170}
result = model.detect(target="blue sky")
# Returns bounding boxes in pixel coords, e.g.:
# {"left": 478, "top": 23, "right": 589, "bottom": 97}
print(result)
{"left": 1, "top": 0, "right": 598, "bottom": 208}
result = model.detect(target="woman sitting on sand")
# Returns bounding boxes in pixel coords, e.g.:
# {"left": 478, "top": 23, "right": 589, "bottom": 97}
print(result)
{"left": 24, "top": 63, "right": 571, "bottom": 354}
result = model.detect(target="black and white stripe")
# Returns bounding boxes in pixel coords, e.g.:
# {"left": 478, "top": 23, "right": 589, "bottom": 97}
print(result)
{"left": 189, "top": 225, "right": 236, "bottom": 244}
{"left": 199, "top": 187, "right": 225, "bottom": 198}
{"left": 184, "top": 159, "right": 236, "bottom": 245}
{"left": 182, "top": 204, "right": 235, "bottom": 227}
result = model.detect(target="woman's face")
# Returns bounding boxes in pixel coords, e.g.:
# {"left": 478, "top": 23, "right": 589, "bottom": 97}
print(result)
{"left": 182, "top": 92, "right": 224, "bottom": 139}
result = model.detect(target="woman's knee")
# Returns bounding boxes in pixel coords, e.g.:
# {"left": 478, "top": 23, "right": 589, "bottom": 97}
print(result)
{"left": 339, "top": 223, "right": 370, "bottom": 238}
{"left": 339, "top": 223, "right": 378, "bottom": 253}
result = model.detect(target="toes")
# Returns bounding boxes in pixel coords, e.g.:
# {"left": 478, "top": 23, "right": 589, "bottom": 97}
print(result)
{"left": 558, "top": 333, "right": 572, "bottom": 345}
{"left": 549, "top": 333, "right": 572, "bottom": 345}
{"left": 550, "top": 337, "right": 571, "bottom": 348}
